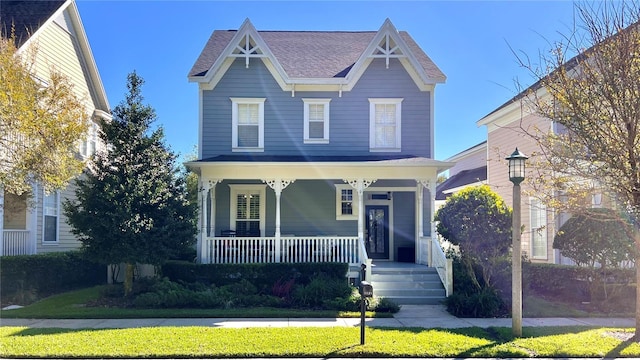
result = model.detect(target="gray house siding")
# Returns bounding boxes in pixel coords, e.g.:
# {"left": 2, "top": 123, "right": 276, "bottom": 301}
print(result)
{"left": 201, "top": 58, "right": 432, "bottom": 159}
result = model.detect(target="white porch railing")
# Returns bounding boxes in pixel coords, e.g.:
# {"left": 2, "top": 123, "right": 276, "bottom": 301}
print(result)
{"left": 429, "top": 236, "right": 453, "bottom": 296}
{"left": 2, "top": 230, "right": 33, "bottom": 256}
{"left": 202, "top": 236, "right": 360, "bottom": 265}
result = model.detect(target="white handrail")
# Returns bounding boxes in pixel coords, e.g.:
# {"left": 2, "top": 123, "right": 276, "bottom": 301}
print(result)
{"left": 430, "top": 236, "right": 453, "bottom": 296}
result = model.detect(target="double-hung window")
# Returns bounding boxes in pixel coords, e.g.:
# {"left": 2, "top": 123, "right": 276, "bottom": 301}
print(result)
{"left": 369, "top": 98, "right": 402, "bottom": 151}
{"left": 530, "top": 198, "right": 547, "bottom": 259}
{"left": 43, "top": 191, "right": 59, "bottom": 243}
{"left": 335, "top": 184, "right": 358, "bottom": 220}
{"left": 231, "top": 98, "right": 265, "bottom": 152}
{"left": 303, "top": 99, "right": 330, "bottom": 143}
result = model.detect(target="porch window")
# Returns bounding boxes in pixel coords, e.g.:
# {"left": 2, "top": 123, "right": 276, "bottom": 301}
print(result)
{"left": 43, "top": 191, "right": 59, "bottom": 243}
{"left": 231, "top": 98, "right": 265, "bottom": 152}
{"left": 369, "top": 98, "right": 402, "bottom": 152}
{"left": 303, "top": 98, "right": 330, "bottom": 143}
{"left": 335, "top": 184, "right": 358, "bottom": 220}
{"left": 229, "top": 185, "right": 266, "bottom": 236}
{"left": 530, "top": 198, "right": 547, "bottom": 259}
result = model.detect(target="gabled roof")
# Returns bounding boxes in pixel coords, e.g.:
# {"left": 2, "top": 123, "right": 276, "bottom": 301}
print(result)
{"left": 1, "top": 0, "right": 110, "bottom": 116}
{"left": 436, "top": 166, "right": 487, "bottom": 200}
{"left": 0, "top": 0, "right": 65, "bottom": 47}
{"left": 189, "top": 18, "right": 445, "bottom": 90}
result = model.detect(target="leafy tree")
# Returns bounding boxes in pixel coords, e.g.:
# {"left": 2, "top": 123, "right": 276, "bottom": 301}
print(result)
{"left": 435, "top": 185, "right": 512, "bottom": 290}
{"left": 1, "top": 35, "right": 88, "bottom": 196}
{"left": 64, "top": 72, "right": 196, "bottom": 296}
{"left": 555, "top": 208, "right": 635, "bottom": 269}
{"left": 515, "top": 1, "right": 640, "bottom": 336}
{"left": 554, "top": 208, "right": 635, "bottom": 300}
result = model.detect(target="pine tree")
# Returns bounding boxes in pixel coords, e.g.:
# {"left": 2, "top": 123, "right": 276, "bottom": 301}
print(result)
{"left": 64, "top": 72, "right": 196, "bottom": 296}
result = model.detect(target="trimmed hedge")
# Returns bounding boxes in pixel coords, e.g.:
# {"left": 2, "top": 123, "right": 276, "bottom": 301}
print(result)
{"left": 1, "top": 251, "right": 104, "bottom": 303}
{"left": 162, "top": 261, "right": 348, "bottom": 292}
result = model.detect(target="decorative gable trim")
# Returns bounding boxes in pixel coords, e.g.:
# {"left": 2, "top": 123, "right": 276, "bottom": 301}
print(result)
{"left": 193, "top": 18, "right": 442, "bottom": 93}
{"left": 199, "top": 19, "right": 290, "bottom": 91}
{"left": 342, "top": 18, "right": 438, "bottom": 92}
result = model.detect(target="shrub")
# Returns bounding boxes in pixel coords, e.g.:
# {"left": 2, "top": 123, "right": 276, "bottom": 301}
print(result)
{"left": 446, "top": 286, "right": 504, "bottom": 317}
{"left": 291, "top": 277, "right": 351, "bottom": 308}
{"left": 371, "top": 297, "right": 401, "bottom": 313}
{"left": 1, "top": 251, "right": 104, "bottom": 305}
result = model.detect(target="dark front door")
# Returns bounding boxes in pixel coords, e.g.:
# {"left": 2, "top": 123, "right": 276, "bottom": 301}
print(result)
{"left": 365, "top": 205, "right": 389, "bottom": 259}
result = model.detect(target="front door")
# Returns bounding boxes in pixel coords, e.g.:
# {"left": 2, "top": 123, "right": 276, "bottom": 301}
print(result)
{"left": 365, "top": 205, "right": 389, "bottom": 259}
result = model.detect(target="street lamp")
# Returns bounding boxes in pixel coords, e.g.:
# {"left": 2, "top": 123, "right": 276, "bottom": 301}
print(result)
{"left": 506, "top": 147, "right": 527, "bottom": 337}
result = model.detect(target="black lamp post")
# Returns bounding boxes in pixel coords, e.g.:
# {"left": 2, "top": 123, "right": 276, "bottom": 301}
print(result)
{"left": 506, "top": 147, "right": 527, "bottom": 337}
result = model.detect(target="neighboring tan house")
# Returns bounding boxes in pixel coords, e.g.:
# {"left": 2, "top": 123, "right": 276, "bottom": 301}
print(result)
{"left": 0, "top": 0, "right": 111, "bottom": 256}
{"left": 435, "top": 141, "right": 487, "bottom": 209}
{"left": 186, "top": 19, "right": 454, "bottom": 302}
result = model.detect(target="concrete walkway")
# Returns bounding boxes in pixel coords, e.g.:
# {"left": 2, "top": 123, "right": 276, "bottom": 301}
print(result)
{"left": 0, "top": 305, "right": 634, "bottom": 329}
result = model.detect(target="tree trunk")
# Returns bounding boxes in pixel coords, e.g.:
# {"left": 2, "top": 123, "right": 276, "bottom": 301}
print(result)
{"left": 633, "top": 228, "right": 640, "bottom": 341}
{"left": 124, "top": 263, "right": 135, "bottom": 297}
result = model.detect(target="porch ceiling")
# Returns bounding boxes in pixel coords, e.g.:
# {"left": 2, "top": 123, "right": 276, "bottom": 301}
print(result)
{"left": 186, "top": 156, "right": 455, "bottom": 180}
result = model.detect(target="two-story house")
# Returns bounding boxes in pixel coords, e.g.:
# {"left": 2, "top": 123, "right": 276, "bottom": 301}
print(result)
{"left": 1, "top": 0, "right": 111, "bottom": 256}
{"left": 187, "top": 19, "right": 454, "bottom": 302}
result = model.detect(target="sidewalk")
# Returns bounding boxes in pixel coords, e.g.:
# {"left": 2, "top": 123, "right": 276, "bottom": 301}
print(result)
{"left": 0, "top": 305, "right": 634, "bottom": 329}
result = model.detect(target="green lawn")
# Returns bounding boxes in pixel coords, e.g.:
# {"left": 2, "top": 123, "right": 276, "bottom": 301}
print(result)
{"left": 1, "top": 326, "right": 639, "bottom": 358}
{"left": 0, "top": 286, "right": 385, "bottom": 319}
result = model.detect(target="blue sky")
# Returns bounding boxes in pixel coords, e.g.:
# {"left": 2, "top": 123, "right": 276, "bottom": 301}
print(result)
{"left": 76, "top": 0, "right": 578, "bottom": 162}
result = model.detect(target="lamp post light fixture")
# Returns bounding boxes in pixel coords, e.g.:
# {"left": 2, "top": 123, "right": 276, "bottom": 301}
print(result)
{"left": 506, "top": 147, "right": 527, "bottom": 337}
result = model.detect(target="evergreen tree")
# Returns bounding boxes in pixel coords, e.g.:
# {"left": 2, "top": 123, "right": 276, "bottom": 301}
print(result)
{"left": 64, "top": 72, "right": 196, "bottom": 296}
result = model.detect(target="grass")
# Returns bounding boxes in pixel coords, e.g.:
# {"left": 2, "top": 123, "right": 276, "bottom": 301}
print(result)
{"left": 523, "top": 294, "right": 592, "bottom": 317}
{"left": 0, "top": 286, "right": 387, "bottom": 319}
{"left": 1, "top": 326, "right": 639, "bottom": 358}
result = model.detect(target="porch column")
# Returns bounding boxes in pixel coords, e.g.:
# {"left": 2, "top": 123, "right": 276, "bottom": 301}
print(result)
{"left": 197, "top": 179, "right": 222, "bottom": 264}
{"left": 263, "top": 179, "right": 295, "bottom": 262}
{"left": 0, "top": 186, "right": 4, "bottom": 256}
{"left": 208, "top": 180, "right": 222, "bottom": 239}
{"left": 428, "top": 178, "right": 437, "bottom": 267}
{"left": 416, "top": 179, "right": 428, "bottom": 265}
{"left": 345, "top": 178, "right": 376, "bottom": 277}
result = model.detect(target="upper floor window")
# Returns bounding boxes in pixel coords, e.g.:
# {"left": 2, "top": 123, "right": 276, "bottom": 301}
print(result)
{"left": 80, "top": 121, "right": 98, "bottom": 158}
{"left": 230, "top": 98, "right": 265, "bottom": 152}
{"left": 43, "top": 191, "right": 59, "bottom": 243}
{"left": 303, "top": 98, "right": 330, "bottom": 144}
{"left": 369, "top": 98, "right": 402, "bottom": 152}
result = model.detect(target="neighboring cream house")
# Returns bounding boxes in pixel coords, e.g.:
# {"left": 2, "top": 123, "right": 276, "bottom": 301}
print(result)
{"left": 476, "top": 101, "right": 555, "bottom": 263}
{"left": 1, "top": 0, "right": 111, "bottom": 255}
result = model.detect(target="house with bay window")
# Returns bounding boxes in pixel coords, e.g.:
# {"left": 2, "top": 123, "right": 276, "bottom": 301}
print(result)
{"left": 186, "top": 19, "right": 454, "bottom": 303}
{"left": 1, "top": 0, "right": 110, "bottom": 256}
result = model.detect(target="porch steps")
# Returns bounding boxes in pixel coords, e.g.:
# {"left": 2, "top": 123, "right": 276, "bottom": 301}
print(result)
{"left": 368, "top": 263, "right": 446, "bottom": 305}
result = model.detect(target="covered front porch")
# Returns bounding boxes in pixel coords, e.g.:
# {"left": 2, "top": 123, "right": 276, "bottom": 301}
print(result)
{"left": 188, "top": 156, "right": 453, "bottom": 289}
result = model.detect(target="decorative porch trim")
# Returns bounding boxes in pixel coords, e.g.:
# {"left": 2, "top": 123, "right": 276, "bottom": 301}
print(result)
{"left": 263, "top": 178, "right": 296, "bottom": 262}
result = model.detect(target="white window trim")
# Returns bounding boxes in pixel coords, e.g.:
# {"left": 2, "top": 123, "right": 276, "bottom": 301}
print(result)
{"left": 42, "top": 190, "right": 59, "bottom": 244}
{"left": 302, "top": 98, "right": 330, "bottom": 144}
{"left": 335, "top": 184, "right": 359, "bottom": 220}
{"left": 369, "top": 98, "right": 403, "bottom": 152}
{"left": 229, "top": 184, "right": 266, "bottom": 234}
{"left": 529, "top": 198, "right": 547, "bottom": 260}
{"left": 79, "top": 121, "right": 98, "bottom": 159}
{"left": 230, "top": 97, "right": 265, "bottom": 152}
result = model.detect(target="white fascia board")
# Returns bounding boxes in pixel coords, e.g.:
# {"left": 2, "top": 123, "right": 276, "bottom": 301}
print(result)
{"left": 188, "top": 158, "right": 456, "bottom": 180}
{"left": 67, "top": 0, "right": 110, "bottom": 112}
{"left": 477, "top": 86, "right": 549, "bottom": 129}
{"left": 445, "top": 142, "right": 487, "bottom": 163}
